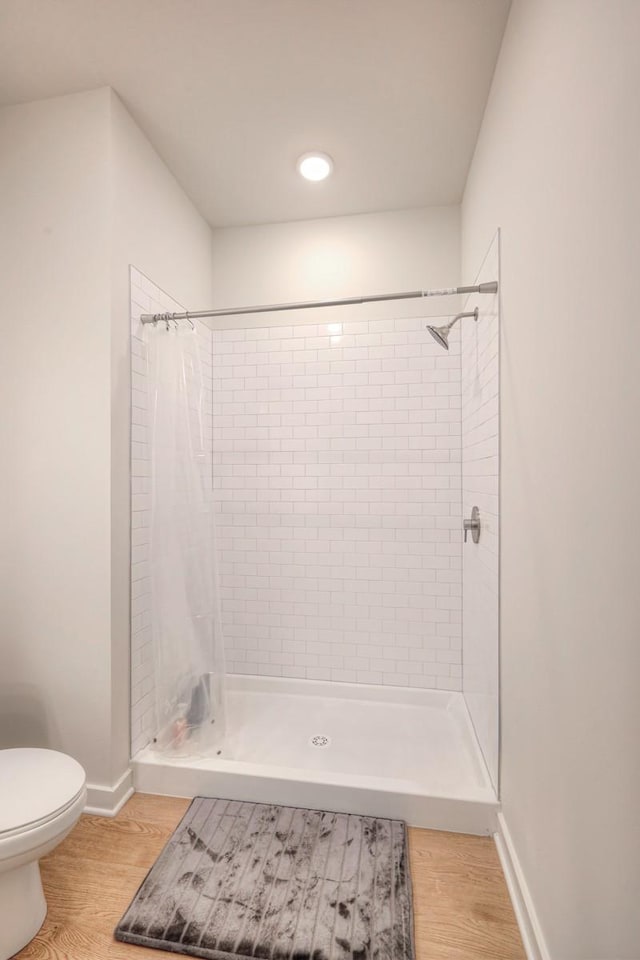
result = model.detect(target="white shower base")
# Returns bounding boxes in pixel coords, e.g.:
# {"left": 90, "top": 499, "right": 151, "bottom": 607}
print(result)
{"left": 133, "top": 676, "right": 498, "bottom": 834}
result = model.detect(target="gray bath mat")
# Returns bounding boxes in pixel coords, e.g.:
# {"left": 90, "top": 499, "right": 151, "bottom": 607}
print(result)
{"left": 115, "top": 797, "right": 414, "bottom": 960}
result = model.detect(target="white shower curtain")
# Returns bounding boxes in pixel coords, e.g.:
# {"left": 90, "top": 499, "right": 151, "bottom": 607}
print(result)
{"left": 146, "top": 321, "right": 226, "bottom": 756}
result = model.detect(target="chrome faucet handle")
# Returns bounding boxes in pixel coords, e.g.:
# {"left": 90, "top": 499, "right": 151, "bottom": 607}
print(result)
{"left": 463, "top": 506, "right": 481, "bottom": 544}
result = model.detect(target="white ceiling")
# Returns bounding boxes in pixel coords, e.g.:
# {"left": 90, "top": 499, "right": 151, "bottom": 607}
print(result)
{"left": 0, "top": 0, "right": 511, "bottom": 228}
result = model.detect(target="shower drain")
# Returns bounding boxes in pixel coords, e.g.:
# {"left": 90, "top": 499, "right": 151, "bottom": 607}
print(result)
{"left": 309, "top": 734, "right": 331, "bottom": 748}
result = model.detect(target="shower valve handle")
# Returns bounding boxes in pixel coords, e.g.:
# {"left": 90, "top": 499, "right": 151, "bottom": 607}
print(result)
{"left": 463, "top": 506, "right": 481, "bottom": 544}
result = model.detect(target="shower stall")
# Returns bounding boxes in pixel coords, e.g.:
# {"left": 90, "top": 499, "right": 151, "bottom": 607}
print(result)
{"left": 130, "top": 232, "right": 500, "bottom": 834}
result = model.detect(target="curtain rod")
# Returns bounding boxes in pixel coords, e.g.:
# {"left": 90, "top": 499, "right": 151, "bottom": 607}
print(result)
{"left": 139, "top": 281, "right": 498, "bottom": 324}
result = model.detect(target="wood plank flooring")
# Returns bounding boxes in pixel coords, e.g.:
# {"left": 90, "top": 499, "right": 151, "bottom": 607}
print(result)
{"left": 14, "top": 793, "right": 525, "bottom": 960}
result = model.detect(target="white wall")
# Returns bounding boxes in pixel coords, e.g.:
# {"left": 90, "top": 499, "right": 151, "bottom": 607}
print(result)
{"left": 462, "top": 2, "right": 640, "bottom": 956}
{"left": 0, "top": 90, "right": 113, "bottom": 785}
{"left": 211, "top": 207, "right": 460, "bottom": 323}
{"left": 109, "top": 90, "right": 214, "bottom": 777}
{"left": 0, "top": 87, "right": 214, "bottom": 799}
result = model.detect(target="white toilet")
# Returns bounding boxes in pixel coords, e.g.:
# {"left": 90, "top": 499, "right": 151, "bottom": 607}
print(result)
{"left": 0, "top": 748, "right": 86, "bottom": 960}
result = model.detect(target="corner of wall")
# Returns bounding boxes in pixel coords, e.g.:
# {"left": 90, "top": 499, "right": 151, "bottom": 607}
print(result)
{"left": 85, "top": 768, "right": 134, "bottom": 818}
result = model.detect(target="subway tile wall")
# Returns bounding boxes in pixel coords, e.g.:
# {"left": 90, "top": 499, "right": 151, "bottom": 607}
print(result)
{"left": 461, "top": 233, "right": 500, "bottom": 788}
{"left": 211, "top": 317, "right": 463, "bottom": 689}
{"left": 129, "top": 267, "right": 214, "bottom": 756}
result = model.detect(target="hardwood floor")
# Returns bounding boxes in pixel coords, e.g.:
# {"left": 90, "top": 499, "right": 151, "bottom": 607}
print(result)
{"left": 15, "top": 793, "right": 525, "bottom": 959}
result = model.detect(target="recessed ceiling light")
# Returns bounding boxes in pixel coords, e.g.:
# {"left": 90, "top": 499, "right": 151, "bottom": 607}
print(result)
{"left": 297, "top": 152, "right": 334, "bottom": 181}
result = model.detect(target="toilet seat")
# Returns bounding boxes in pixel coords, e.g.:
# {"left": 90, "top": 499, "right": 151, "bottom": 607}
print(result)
{"left": 0, "top": 787, "right": 86, "bottom": 840}
{"left": 0, "top": 749, "right": 86, "bottom": 839}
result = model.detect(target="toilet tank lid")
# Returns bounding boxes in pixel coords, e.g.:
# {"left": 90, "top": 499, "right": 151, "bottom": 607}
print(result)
{"left": 0, "top": 748, "right": 86, "bottom": 834}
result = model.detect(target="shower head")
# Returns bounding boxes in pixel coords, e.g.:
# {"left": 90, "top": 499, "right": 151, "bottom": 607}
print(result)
{"left": 427, "top": 307, "right": 479, "bottom": 350}
{"left": 427, "top": 323, "right": 452, "bottom": 349}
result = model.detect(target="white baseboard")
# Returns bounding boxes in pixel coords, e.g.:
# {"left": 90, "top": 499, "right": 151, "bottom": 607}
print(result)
{"left": 85, "top": 767, "right": 134, "bottom": 817}
{"left": 494, "top": 811, "right": 551, "bottom": 960}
